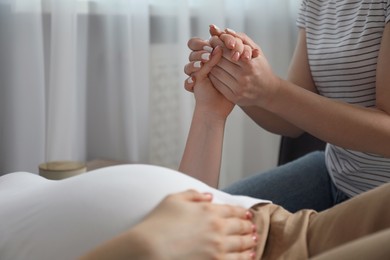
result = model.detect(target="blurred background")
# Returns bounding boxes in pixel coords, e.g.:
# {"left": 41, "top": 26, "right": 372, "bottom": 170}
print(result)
{"left": 0, "top": 0, "right": 301, "bottom": 188}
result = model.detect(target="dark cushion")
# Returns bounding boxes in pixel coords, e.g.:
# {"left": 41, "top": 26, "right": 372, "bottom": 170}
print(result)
{"left": 278, "top": 133, "right": 326, "bottom": 166}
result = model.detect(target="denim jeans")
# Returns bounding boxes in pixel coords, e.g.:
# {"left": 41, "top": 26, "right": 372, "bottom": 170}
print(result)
{"left": 223, "top": 151, "right": 349, "bottom": 213}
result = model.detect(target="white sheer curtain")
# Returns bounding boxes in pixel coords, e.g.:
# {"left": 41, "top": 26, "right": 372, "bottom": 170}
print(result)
{"left": 0, "top": 0, "right": 300, "bottom": 187}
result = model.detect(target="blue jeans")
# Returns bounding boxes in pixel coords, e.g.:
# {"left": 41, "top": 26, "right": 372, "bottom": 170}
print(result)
{"left": 223, "top": 151, "right": 349, "bottom": 212}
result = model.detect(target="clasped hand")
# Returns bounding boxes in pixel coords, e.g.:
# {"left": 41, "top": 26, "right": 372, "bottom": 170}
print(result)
{"left": 185, "top": 25, "right": 281, "bottom": 109}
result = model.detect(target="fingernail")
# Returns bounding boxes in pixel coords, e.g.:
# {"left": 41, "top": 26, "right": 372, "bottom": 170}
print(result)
{"left": 228, "top": 40, "right": 236, "bottom": 48}
{"left": 253, "top": 49, "right": 260, "bottom": 58}
{"left": 187, "top": 76, "right": 194, "bottom": 84}
{"left": 194, "top": 61, "right": 202, "bottom": 68}
{"left": 201, "top": 52, "right": 210, "bottom": 61}
{"left": 250, "top": 251, "right": 256, "bottom": 260}
{"left": 243, "top": 51, "right": 251, "bottom": 60}
{"left": 210, "top": 24, "right": 221, "bottom": 31}
{"left": 203, "top": 45, "right": 213, "bottom": 53}
{"left": 232, "top": 51, "right": 240, "bottom": 61}
{"left": 252, "top": 224, "right": 257, "bottom": 233}
{"left": 225, "top": 28, "right": 236, "bottom": 34}
{"left": 246, "top": 211, "right": 253, "bottom": 219}
{"left": 201, "top": 192, "right": 213, "bottom": 200}
{"left": 252, "top": 234, "right": 258, "bottom": 242}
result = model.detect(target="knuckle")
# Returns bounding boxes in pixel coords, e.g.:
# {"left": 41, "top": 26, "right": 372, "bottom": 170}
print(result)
{"left": 210, "top": 219, "right": 224, "bottom": 232}
{"left": 201, "top": 203, "right": 213, "bottom": 212}
{"left": 209, "top": 237, "right": 225, "bottom": 255}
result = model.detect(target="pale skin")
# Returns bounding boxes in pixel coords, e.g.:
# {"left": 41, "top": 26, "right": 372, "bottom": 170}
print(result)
{"left": 80, "top": 45, "right": 258, "bottom": 260}
{"left": 80, "top": 190, "right": 257, "bottom": 260}
{"left": 186, "top": 24, "right": 390, "bottom": 158}
{"left": 179, "top": 45, "right": 234, "bottom": 188}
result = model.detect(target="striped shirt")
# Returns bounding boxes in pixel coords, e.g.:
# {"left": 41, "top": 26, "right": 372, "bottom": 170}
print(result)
{"left": 297, "top": 0, "right": 390, "bottom": 197}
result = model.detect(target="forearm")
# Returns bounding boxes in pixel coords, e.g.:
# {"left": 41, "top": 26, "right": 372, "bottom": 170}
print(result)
{"left": 79, "top": 229, "right": 154, "bottom": 260}
{"left": 240, "top": 105, "right": 304, "bottom": 138}
{"left": 268, "top": 79, "right": 390, "bottom": 157}
{"left": 179, "top": 107, "right": 226, "bottom": 188}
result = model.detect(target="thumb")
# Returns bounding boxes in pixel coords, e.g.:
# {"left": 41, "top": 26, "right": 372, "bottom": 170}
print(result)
{"left": 209, "top": 24, "right": 224, "bottom": 36}
{"left": 180, "top": 189, "right": 213, "bottom": 202}
{"left": 194, "top": 45, "right": 223, "bottom": 81}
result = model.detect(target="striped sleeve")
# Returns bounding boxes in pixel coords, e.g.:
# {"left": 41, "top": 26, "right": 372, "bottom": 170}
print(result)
{"left": 296, "top": 0, "right": 308, "bottom": 28}
{"left": 387, "top": 0, "right": 390, "bottom": 23}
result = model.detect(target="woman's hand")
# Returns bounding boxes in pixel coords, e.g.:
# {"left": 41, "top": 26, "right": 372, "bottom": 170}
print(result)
{"left": 209, "top": 44, "right": 280, "bottom": 108}
{"left": 208, "top": 24, "right": 260, "bottom": 60}
{"left": 187, "top": 25, "right": 280, "bottom": 108}
{"left": 80, "top": 190, "right": 257, "bottom": 260}
{"left": 184, "top": 45, "right": 235, "bottom": 120}
{"left": 131, "top": 190, "right": 258, "bottom": 260}
{"left": 211, "top": 26, "right": 281, "bottom": 108}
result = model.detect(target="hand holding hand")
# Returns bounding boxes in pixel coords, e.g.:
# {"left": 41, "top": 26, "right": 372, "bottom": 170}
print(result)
{"left": 208, "top": 24, "right": 260, "bottom": 61}
{"left": 208, "top": 25, "right": 281, "bottom": 108}
{"left": 184, "top": 45, "right": 235, "bottom": 120}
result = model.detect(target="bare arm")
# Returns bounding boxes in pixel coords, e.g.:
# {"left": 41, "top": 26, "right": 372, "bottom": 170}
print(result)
{"left": 179, "top": 46, "right": 234, "bottom": 187}
{"left": 267, "top": 24, "right": 390, "bottom": 157}
{"left": 211, "top": 24, "right": 390, "bottom": 157}
{"left": 79, "top": 190, "right": 257, "bottom": 260}
{"left": 179, "top": 109, "right": 227, "bottom": 187}
{"left": 79, "top": 227, "right": 154, "bottom": 260}
{"left": 188, "top": 27, "right": 316, "bottom": 137}
{"left": 239, "top": 29, "right": 317, "bottom": 137}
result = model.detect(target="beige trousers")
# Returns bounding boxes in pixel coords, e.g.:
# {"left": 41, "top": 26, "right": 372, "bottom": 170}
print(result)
{"left": 251, "top": 183, "right": 390, "bottom": 259}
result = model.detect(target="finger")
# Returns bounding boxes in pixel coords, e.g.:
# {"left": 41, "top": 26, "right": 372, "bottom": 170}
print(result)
{"left": 241, "top": 45, "right": 253, "bottom": 61}
{"left": 211, "top": 57, "right": 241, "bottom": 83}
{"left": 177, "top": 189, "right": 214, "bottom": 202}
{"left": 224, "top": 218, "right": 256, "bottom": 236}
{"left": 209, "top": 24, "right": 224, "bottom": 36}
{"left": 194, "top": 45, "right": 223, "bottom": 81}
{"left": 219, "top": 33, "right": 238, "bottom": 49}
{"left": 188, "top": 50, "right": 211, "bottom": 62}
{"left": 209, "top": 72, "right": 236, "bottom": 103}
{"left": 185, "top": 46, "right": 223, "bottom": 92}
{"left": 225, "top": 250, "right": 257, "bottom": 260}
{"left": 219, "top": 33, "right": 244, "bottom": 61}
{"left": 184, "top": 60, "right": 203, "bottom": 76}
{"left": 209, "top": 203, "right": 249, "bottom": 219}
{"left": 209, "top": 35, "right": 225, "bottom": 48}
{"left": 184, "top": 76, "right": 195, "bottom": 92}
{"left": 224, "top": 234, "right": 258, "bottom": 253}
{"left": 224, "top": 28, "right": 261, "bottom": 58}
{"left": 187, "top": 37, "right": 212, "bottom": 52}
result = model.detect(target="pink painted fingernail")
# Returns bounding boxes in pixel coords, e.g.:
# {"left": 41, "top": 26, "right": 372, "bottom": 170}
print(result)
{"left": 252, "top": 224, "right": 257, "bottom": 233}
{"left": 252, "top": 234, "right": 258, "bottom": 242}
{"left": 243, "top": 51, "right": 251, "bottom": 60}
{"left": 246, "top": 211, "right": 253, "bottom": 219}
{"left": 228, "top": 40, "right": 236, "bottom": 48}
{"left": 232, "top": 51, "right": 240, "bottom": 61}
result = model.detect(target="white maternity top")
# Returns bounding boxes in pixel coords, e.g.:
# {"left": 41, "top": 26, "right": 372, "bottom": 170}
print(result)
{"left": 0, "top": 164, "right": 269, "bottom": 260}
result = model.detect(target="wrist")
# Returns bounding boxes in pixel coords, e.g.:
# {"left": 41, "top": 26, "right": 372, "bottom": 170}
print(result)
{"left": 120, "top": 228, "right": 159, "bottom": 260}
{"left": 261, "top": 75, "right": 283, "bottom": 110}
{"left": 193, "top": 106, "right": 229, "bottom": 125}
